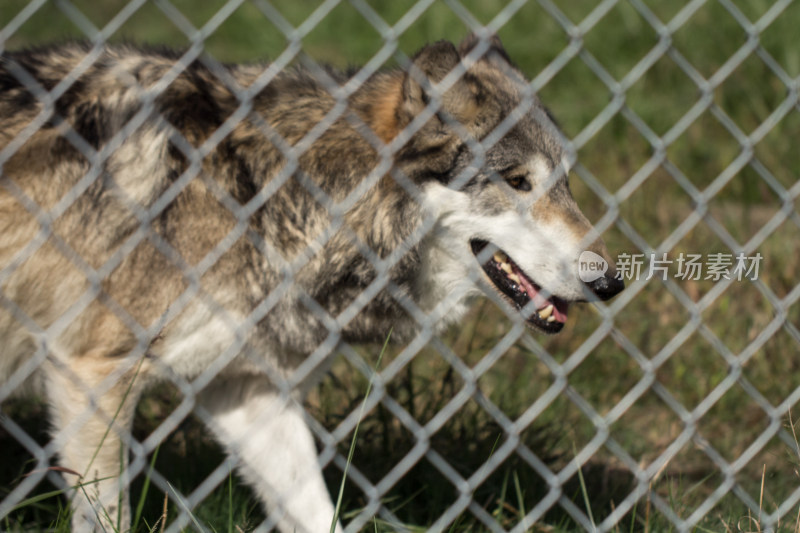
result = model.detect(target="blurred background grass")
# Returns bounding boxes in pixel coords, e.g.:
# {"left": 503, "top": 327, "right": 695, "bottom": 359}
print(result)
{"left": 1, "top": 0, "right": 800, "bottom": 531}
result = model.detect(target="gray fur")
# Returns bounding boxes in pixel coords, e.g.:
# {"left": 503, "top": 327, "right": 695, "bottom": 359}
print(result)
{"left": 0, "top": 36, "right": 621, "bottom": 532}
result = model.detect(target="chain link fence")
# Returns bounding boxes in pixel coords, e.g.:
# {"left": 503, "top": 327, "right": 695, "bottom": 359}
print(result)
{"left": 1, "top": 0, "right": 799, "bottom": 531}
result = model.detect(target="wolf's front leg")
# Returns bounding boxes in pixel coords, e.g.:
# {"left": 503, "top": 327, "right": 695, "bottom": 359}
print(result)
{"left": 45, "top": 360, "right": 139, "bottom": 532}
{"left": 199, "top": 376, "right": 343, "bottom": 533}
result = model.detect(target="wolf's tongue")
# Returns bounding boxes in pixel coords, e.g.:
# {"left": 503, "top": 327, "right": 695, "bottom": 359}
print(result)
{"left": 552, "top": 299, "right": 569, "bottom": 322}
{"left": 515, "top": 268, "right": 543, "bottom": 306}
{"left": 512, "top": 264, "right": 569, "bottom": 323}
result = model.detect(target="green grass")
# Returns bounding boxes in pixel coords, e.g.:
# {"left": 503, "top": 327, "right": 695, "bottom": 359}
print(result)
{"left": 2, "top": 0, "right": 800, "bottom": 531}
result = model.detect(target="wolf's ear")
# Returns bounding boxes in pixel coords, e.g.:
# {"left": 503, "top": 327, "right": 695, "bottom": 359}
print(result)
{"left": 401, "top": 40, "right": 461, "bottom": 118}
{"left": 458, "top": 33, "right": 512, "bottom": 65}
{"left": 401, "top": 40, "right": 478, "bottom": 123}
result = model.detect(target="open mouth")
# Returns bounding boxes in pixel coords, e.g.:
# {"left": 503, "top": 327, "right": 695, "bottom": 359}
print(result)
{"left": 470, "top": 239, "right": 570, "bottom": 334}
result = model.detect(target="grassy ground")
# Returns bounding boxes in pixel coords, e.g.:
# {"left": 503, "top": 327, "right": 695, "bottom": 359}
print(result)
{"left": 2, "top": 0, "right": 800, "bottom": 531}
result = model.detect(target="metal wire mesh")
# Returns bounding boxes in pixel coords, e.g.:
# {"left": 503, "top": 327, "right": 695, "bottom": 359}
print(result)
{"left": 1, "top": 1, "right": 799, "bottom": 532}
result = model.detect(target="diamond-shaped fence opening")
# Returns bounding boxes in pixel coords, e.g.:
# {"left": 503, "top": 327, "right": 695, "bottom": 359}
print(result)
{"left": 1, "top": 1, "right": 799, "bottom": 532}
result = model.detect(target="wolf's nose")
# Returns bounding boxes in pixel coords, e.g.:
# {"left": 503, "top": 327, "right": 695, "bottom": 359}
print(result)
{"left": 585, "top": 273, "right": 624, "bottom": 301}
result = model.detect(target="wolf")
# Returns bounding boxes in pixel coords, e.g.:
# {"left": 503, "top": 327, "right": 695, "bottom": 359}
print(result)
{"left": 0, "top": 34, "right": 623, "bottom": 532}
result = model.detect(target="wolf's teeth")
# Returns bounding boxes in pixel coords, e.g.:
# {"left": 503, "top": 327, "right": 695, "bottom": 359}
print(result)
{"left": 501, "top": 262, "right": 513, "bottom": 274}
{"left": 547, "top": 315, "right": 556, "bottom": 323}
{"left": 508, "top": 273, "right": 520, "bottom": 284}
{"left": 493, "top": 252, "right": 505, "bottom": 263}
{"left": 538, "top": 304, "right": 554, "bottom": 319}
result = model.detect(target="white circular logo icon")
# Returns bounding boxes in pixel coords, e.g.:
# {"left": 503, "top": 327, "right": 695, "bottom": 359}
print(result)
{"left": 578, "top": 251, "right": 608, "bottom": 282}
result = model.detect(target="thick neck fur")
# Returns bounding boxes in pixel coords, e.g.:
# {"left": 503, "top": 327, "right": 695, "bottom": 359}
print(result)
{"left": 219, "top": 65, "right": 433, "bottom": 348}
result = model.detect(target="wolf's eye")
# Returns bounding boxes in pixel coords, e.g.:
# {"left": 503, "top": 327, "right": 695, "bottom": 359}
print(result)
{"left": 506, "top": 175, "right": 531, "bottom": 191}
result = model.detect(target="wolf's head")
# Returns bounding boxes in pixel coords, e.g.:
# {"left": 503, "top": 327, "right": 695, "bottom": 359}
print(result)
{"left": 377, "top": 35, "right": 623, "bottom": 333}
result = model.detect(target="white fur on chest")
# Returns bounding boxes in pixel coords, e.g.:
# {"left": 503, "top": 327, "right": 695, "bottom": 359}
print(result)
{"left": 415, "top": 233, "right": 481, "bottom": 326}
{"left": 153, "top": 302, "right": 249, "bottom": 379}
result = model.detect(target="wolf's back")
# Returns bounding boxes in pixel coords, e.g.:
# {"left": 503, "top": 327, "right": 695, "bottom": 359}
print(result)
{"left": 0, "top": 45, "right": 238, "bottom": 374}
